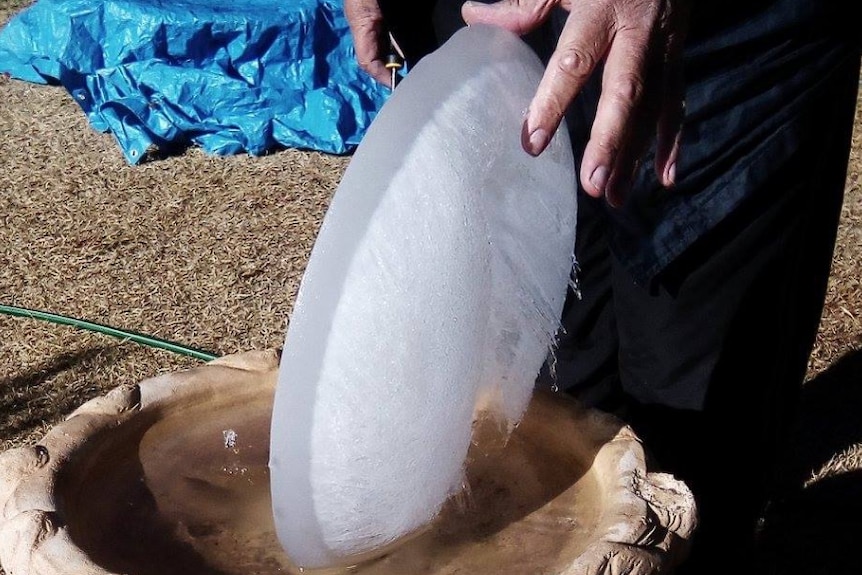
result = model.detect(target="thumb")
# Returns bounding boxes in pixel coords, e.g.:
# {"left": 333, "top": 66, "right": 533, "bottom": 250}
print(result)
{"left": 461, "top": 0, "right": 557, "bottom": 35}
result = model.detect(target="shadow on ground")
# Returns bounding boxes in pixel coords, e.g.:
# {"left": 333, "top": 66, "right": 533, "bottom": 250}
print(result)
{"left": 0, "top": 345, "right": 130, "bottom": 443}
{"left": 758, "top": 346, "right": 862, "bottom": 574}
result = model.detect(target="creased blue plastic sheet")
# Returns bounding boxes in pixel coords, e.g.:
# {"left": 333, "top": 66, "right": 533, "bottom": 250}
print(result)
{"left": 0, "top": 0, "right": 389, "bottom": 163}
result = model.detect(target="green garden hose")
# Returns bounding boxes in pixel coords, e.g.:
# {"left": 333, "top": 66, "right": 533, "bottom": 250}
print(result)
{"left": 0, "top": 304, "right": 218, "bottom": 362}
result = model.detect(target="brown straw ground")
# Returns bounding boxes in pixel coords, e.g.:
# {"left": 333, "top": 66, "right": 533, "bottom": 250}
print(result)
{"left": 1, "top": 2, "right": 861, "bottom": 572}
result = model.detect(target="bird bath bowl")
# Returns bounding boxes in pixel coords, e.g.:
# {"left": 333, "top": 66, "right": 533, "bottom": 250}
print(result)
{"left": 0, "top": 350, "right": 696, "bottom": 575}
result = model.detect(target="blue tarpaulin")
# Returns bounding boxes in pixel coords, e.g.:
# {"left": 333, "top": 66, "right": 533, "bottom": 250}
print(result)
{"left": 0, "top": 0, "right": 389, "bottom": 163}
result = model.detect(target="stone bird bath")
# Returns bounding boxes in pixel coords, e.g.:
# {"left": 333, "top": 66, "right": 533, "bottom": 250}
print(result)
{"left": 0, "top": 350, "right": 696, "bottom": 575}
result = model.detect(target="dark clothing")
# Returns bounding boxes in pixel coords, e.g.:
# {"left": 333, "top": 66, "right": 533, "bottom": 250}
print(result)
{"left": 534, "top": 2, "right": 860, "bottom": 571}
{"left": 550, "top": 35, "right": 860, "bottom": 412}
{"left": 549, "top": 63, "right": 857, "bottom": 567}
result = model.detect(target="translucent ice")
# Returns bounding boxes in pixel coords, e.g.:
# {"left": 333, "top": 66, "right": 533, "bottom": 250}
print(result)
{"left": 269, "top": 24, "right": 577, "bottom": 570}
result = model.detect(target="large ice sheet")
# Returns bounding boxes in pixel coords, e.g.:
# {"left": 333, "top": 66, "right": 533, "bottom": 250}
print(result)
{"left": 269, "top": 23, "right": 577, "bottom": 569}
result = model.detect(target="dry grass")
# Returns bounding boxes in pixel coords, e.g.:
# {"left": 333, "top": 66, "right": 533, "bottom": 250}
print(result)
{"left": 0, "top": 77, "right": 348, "bottom": 449}
{"left": 808, "top": 96, "right": 862, "bottom": 379}
{"left": 801, "top": 76, "right": 862, "bottom": 487}
{"left": 0, "top": 1, "right": 860, "bottom": 571}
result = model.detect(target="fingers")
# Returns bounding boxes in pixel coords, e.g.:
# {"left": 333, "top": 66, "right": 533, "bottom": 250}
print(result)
{"left": 492, "top": 0, "right": 690, "bottom": 208}
{"left": 521, "top": 1, "right": 613, "bottom": 157}
{"left": 344, "top": 0, "right": 391, "bottom": 86}
{"left": 579, "top": 20, "right": 653, "bottom": 205}
{"left": 654, "top": 4, "right": 688, "bottom": 188}
{"left": 654, "top": 82, "right": 684, "bottom": 188}
{"left": 461, "top": 0, "right": 559, "bottom": 35}
{"left": 582, "top": 1, "right": 688, "bottom": 204}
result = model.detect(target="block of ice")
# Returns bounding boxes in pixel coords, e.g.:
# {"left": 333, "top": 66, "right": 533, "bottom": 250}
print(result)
{"left": 269, "top": 23, "right": 577, "bottom": 570}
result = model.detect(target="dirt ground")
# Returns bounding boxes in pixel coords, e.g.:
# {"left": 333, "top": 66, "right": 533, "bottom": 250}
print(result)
{"left": 1, "top": 2, "right": 860, "bottom": 573}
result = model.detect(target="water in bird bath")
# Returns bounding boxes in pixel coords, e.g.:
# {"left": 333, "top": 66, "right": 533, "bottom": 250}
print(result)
{"left": 54, "top": 382, "right": 602, "bottom": 575}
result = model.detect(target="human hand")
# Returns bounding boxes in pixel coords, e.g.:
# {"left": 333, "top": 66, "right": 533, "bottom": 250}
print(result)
{"left": 461, "top": 0, "right": 689, "bottom": 207}
{"left": 344, "top": 0, "right": 392, "bottom": 87}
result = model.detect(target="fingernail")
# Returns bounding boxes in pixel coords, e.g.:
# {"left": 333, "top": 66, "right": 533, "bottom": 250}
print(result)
{"left": 666, "top": 161, "right": 677, "bottom": 186}
{"left": 522, "top": 127, "right": 549, "bottom": 156}
{"left": 589, "top": 165, "right": 609, "bottom": 195}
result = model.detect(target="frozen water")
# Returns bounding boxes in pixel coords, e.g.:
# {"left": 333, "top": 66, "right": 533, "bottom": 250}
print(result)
{"left": 269, "top": 23, "right": 577, "bottom": 570}
{"left": 223, "top": 429, "right": 238, "bottom": 450}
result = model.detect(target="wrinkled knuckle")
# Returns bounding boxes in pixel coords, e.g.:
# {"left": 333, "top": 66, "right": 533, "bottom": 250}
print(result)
{"left": 611, "top": 73, "right": 645, "bottom": 109}
{"left": 555, "top": 47, "right": 596, "bottom": 83}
